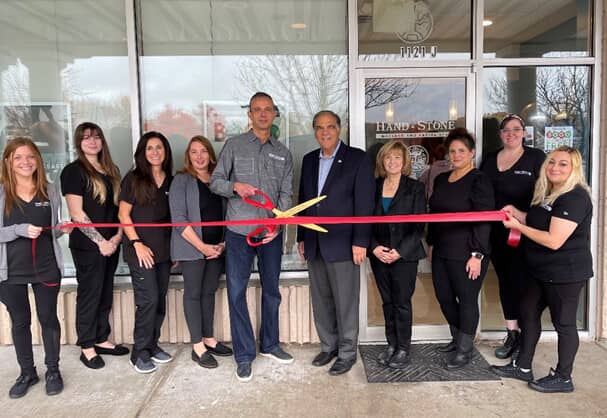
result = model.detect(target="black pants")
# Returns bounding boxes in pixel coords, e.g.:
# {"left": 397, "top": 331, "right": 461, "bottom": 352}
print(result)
{"left": 0, "top": 282, "right": 61, "bottom": 373}
{"left": 490, "top": 236, "right": 525, "bottom": 321}
{"left": 181, "top": 258, "right": 223, "bottom": 343}
{"left": 370, "top": 258, "right": 417, "bottom": 351}
{"left": 129, "top": 261, "right": 171, "bottom": 360}
{"left": 516, "top": 277, "right": 585, "bottom": 379}
{"left": 431, "top": 256, "right": 488, "bottom": 335}
{"left": 71, "top": 249, "right": 119, "bottom": 349}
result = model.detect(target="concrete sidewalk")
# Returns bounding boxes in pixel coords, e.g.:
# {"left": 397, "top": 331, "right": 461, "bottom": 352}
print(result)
{"left": 0, "top": 342, "right": 605, "bottom": 418}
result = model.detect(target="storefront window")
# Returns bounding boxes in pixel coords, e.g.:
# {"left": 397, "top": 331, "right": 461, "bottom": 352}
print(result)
{"left": 481, "top": 65, "right": 591, "bottom": 330}
{"left": 138, "top": 0, "right": 348, "bottom": 271}
{"left": 358, "top": 0, "right": 472, "bottom": 61}
{"left": 484, "top": 0, "right": 593, "bottom": 58}
{"left": 0, "top": 0, "right": 133, "bottom": 276}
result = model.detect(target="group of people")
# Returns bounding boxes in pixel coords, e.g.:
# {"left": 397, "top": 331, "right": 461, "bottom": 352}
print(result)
{"left": 0, "top": 91, "right": 592, "bottom": 398}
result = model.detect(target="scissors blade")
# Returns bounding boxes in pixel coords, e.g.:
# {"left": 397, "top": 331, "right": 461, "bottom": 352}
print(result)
{"left": 301, "top": 223, "right": 328, "bottom": 233}
{"left": 279, "top": 195, "right": 327, "bottom": 218}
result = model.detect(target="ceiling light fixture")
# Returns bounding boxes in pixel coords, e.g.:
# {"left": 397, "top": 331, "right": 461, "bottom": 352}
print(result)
{"left": 291, "top": 23, "right": 307, "bottom": 29}
{"left": 483, "top": 20, "right": 493, "bottom": 27}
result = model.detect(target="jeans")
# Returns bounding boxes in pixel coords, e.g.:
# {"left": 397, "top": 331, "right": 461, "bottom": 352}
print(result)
{"left": 225, "top": 229, "right": 282, "bottom": 364}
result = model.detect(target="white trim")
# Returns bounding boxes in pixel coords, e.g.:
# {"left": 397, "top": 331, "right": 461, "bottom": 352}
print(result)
{"left": 480, "top": 57, "right": 596, "bottom": 67}
{"left": 125, "top": 0, "right": 141, "bottom": 152}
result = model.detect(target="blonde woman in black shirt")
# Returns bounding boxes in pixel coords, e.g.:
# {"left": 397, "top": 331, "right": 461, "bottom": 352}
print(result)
{"left": 427, "top": 128, "right": 494, "bottom": 369}
{"left": 491, "top": 146, "right": 592, "bottom": 393}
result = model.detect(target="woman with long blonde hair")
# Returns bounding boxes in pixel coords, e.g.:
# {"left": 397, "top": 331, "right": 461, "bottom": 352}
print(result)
{"left": 60, "top": 122, "right": 127, "bottom": 370}
{"left": 0, "top": 138, "right": 68, "bottom": 397}
{"left": 491, "top": 146, "right": 592, "bottom": 394}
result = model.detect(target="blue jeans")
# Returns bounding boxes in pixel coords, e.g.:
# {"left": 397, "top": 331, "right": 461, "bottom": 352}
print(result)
{"left": 225, "top": 229, "right": 283, "bottom": 364}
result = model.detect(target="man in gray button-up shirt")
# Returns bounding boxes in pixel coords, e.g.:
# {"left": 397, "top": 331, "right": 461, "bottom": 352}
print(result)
{"left": 211, "top": 92, "right": 294, "bottom": 382}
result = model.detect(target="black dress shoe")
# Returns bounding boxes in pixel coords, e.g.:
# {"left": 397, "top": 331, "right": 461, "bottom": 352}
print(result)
{"left": 312, "top": 350, "right": 338, "bottom": 367}
{"left": 45, "top": 369, "right": 64, "bottom": 396}
{"left": 204, "top": 342, "right": 233, "bottom": 357}
{"left": 9, "top": 372, "right": 39, "bottom": 399}
{"left": 94, "top": 344, "right": 130, "bottom": 356}
{"left": 80, "top": 352, "right": 105, "bottom": 369}
{"left": 328, "top": 358, "right": 356, "bottom": 376}
{"left": 192, "top": 350, "right": 218, "bottom": 368}
{"left": 388, "top": 349, "right": 410, "bottom": 369}
{"left": 377, "top": 346, "right": 395, "bottom": 366}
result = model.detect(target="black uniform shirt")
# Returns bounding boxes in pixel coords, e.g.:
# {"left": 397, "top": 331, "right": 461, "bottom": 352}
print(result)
{"left": 524, "top": 185, "right": 593, "bottom": 283}
{"left": 119, "top": 171, "right": 172, "bottom": 264}
{"left": 197, "top": 179, "right": 223, "bottom": 245}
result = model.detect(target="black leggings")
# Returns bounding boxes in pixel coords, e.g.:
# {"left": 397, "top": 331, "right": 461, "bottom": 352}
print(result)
{"left": 431, "top": 256, "right": 488, "bottom": 335}
{"left": 0, "top": 282, "right": 61, "bottom": 373}
{"left": 516, "top": 277, "right": 585, "bottom": 379}
{"left": 181, "top": 258, "right": 223, "bottom": 343}
{"left": 490, "top": 234, "right": 525, "bottom": 321}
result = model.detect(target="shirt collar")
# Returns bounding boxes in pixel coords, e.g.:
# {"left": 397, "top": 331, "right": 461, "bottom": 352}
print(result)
{"left": 247, "top": 129, "right": 275, "bottom": 146}
{"left": 318, "top": 141, "right": 341, "bottom": 160}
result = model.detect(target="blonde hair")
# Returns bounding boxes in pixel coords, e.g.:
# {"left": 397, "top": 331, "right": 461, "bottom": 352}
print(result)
{"left": 178, "top": 135, "right": 217, "bottom": 178}
{"left": 531, "top": 146, "right": 590, "bottom": 206}
{"left": 1, "top": 137, "right": 49, "bottom": 215}
{"left": 375, "top": 140, "right": 412, "bottom": 178}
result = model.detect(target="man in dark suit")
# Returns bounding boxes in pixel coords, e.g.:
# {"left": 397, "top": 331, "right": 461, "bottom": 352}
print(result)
{"left": 297, "top": 110, "right": 375, "bottom": 375}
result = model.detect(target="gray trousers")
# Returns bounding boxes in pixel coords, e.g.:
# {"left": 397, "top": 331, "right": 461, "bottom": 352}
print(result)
{"left": 308, "top": 256, "right": 360, "bottom": 361}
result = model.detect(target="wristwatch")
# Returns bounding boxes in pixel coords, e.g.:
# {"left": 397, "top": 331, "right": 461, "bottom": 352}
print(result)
{"left": 130, "top": 238, "right": 142, "bottom": 245}
{"left": 470, "top": 252, "right": 484, "bottom": 261}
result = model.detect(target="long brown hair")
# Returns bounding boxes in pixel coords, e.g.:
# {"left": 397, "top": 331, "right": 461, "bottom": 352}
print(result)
{"left": 73, "top": 122, "right": 121, "bottom": 205}
{"left": 1, "top": 137, "right": 49, "bottom": 215}
{"left": 178, "top": 135, "right": 217, "bottom": 178}
{"left": 130, "top": 131, "right": 173, "bottom": 205}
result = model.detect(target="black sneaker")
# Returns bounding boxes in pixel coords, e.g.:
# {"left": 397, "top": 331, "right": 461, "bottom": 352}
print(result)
{"left": 236, "top": 362, "right": 252, "bottom": 382}
{"left": 45, "top": 369, "right": 64, "bottom": 396}
{"left": 495, "top": 329, "right": 520, "bottom": 359}
{"left": 9, "top": 372, "right": 39, "bottom": 399}
{"left": 490, "top": 361, "right": 534, "bottom": 382}
{"left": 260, "top": 347, "right": 294, "bottom": 364}
{"left": 528, "top": 368, "right": 574, "bottom": 393}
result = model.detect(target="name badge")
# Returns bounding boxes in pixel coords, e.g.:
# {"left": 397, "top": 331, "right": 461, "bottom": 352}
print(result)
{"left": 514, "top": 170, "right": 532, "bottom": 176}
{"left": 35, "top": 201, "right": 50, "bottom": 207}
{"left": 268, "top": 153, "right": 285, "bottom": 162}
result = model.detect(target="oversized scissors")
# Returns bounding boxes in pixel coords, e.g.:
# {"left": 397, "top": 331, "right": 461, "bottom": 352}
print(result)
{"left": 242, "top": 190, "right": 328, "bottom": 247}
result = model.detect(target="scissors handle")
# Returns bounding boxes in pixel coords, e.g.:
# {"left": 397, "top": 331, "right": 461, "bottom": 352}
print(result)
{"left": 246, "top": 225, "right": 277, "bottom": 247}
{"left": 242, "top": 190, "right": 275, "bottom": 211}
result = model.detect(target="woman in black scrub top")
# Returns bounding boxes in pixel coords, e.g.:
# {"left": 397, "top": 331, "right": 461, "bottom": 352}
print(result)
{"left": 427, "top": 128, "right": 494, "bottom": 370}
{"left": 118, "top": 132, "right": 173, "bottom": 374}
{"left": 169, "top": 135, "right": 232, "bottom": 369}
{"left": 481, "top": 114, "right": 546, "bottom": 360}
{"left": 61, "top": 122, "right": 127, "bottom": 370}
{"left": 491, "top": 146, "right": 592, "bottom": 394}
{"left": 0, "top": 138, "right": 68, "bottom": 398}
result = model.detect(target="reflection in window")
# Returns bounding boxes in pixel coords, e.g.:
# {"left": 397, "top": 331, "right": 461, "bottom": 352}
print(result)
{"left": 484, "top": 0, "right": 592, "bottom": 58}
{"left": 0, "top": 0, "right": 133, "bottom": 276}
{"left": 138, "top": 0, "right": 348, "bottom": 271}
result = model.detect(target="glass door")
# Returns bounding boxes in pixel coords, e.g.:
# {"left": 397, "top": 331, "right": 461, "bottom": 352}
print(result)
{"left": 354, "top": 68, "right": 476, "bottom": 342}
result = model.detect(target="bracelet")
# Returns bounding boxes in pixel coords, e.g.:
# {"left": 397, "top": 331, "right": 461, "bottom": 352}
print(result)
{"left": 130, "top": 238, "right": 142, "bottom": 245}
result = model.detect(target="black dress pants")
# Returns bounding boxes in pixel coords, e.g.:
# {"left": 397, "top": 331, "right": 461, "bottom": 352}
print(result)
{"left": 71, "top": 249, "right": 119, "bottom": 349}
{"left": 129, "top": 261, "right": 171, "bottom": 360}
{"left": 370, "top": 258, "right": 418, "bottom": 351}
{"left": 431, "top": 256, "right": 488, "bottom": 335}
{"left": 490, "top": 232, "right": 525, "bottom": 321}
{"left": 181, "top": 258, "right": 223, "bottom": 343}
{"left": 516, "top": 277, "right": 585, "bottom": 379}
{"left": 0, "top": 282, "right": 61, "bottom": 373}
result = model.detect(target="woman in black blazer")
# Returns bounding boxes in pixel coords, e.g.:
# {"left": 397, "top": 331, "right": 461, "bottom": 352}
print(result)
{"left": 369, "top": 140, "right": 426, "bottom": 369}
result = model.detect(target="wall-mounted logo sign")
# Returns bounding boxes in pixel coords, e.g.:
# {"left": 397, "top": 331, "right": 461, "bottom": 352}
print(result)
{"left": 394, "top": 0, "right": 433, "bottom": 44}
{"left": 375, "top": 120, "right": 456, "bottom": 139}
{"left": 408, "top": 144, "right": 430, "bottom": 178}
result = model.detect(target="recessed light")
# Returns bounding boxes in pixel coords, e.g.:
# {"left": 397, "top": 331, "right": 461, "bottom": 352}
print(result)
{"left": 483, "top": 20, "right": 493, "bottom": 27}
{"left": 291, "top": 23, "right": 307, "bottom": 29}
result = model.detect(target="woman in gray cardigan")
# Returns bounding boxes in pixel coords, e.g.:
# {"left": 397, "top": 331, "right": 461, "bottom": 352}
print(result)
{"left": 169, "top": 135, "right": 232, "bottom": 368}
{"left": 0, "top": 138, "right": 69, "bottom": 398}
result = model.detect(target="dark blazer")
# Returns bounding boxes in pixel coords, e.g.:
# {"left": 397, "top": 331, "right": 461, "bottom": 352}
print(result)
{"left": 370, "top": 175, "right": 426, "bottom": 262}
{"left": 297, "top": 142, "right": 375, "bottom": 263}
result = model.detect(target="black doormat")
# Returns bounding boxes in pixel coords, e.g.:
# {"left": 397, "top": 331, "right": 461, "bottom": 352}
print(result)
{"left": 359, "top": 344, "right": 500, "bottom": 383}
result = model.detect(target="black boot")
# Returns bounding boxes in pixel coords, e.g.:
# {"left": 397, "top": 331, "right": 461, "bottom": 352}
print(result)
{"left": 446, "top": 332, "right": 474, "bottom": 370}
{"left": 436, "top": 325, "right": 458, "bottom": 353}
{"left": 494, "top": 329, "right": 520, "bottom": 359}
{"left": 377, "top": 345, "right": 395, "bottom": 366}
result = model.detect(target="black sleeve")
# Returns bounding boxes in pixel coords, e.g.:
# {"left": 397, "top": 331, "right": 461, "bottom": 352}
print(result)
{"left": 352, "top": 152, "right": 376, "bottom": 248}
{"left": 396, "top": 180, "right": 427, "bottom": 257}
{"left": 118, "top": 172, "right": 135, "bottom": 204}
{"left": 60, "top": 162, "right": 86, "bottom": 196}
{"left": 551, "top": 188, "right": 592, "bottom": 224}
{"left": 467, "top": 172, "right": 495, "bottom": 255}
{"left": 531, "top": 148, "right": 546, "bottom": 177}
{"left": 425, "top": 173, "right": 445, "bottom": 246}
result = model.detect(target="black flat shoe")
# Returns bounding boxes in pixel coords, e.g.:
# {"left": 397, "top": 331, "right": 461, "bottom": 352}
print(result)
{"left": 9, "top": 373, "right": 39, "bottom": 399}
{"left": 328, "top": 358, "right": 356, "bottom": 376}
{"left": 192, "top": 350, "right": 218, "bottom": 368}
{"left": 312, "top": 350, "right": 338, "bottom": 367}
{"left": 204, "top": 342, "right": 233, "bottom": 357}
{"left": 80, "top": 352, "right": 105, "bottom": 369}
{"left": 94, "top": 344, "right": 130, "bottom": 356}
{"left": 388, "top": 349, "right": 410, "bottom": 369}
{"left": 45, "top": 369, "right": 64, "bottom": 396}
{"left": 377, "top": 346, "right": 395, "bottom": 366}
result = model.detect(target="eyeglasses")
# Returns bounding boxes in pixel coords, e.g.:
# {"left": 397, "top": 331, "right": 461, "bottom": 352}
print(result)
{"left": 500, "top": 128, "right": 524, "bottom": 134}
